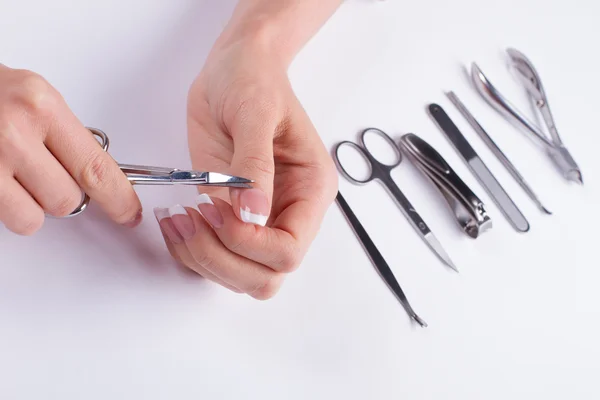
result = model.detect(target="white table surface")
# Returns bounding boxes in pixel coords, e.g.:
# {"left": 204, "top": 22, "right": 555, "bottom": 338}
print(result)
{"left": 1, "top": 0, "right": 599, "bottom": 398}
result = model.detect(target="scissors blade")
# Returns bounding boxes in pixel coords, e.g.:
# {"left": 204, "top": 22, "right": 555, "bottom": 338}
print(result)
{"left": 382, "top": 177, "right": 458, "bottom": 272}
{"left": 204, "top": 172, "right": 254, "bottom": 188}
{"left": 424, "top": 232, "right": 458, "bottom": 272}
{"left": 170, "top": 171, "right": 254, "bottom": 188}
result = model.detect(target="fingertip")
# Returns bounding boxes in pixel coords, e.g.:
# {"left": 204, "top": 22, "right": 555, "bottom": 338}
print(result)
{"left": 123, "top": 208, "right": 143, "bottom": 228}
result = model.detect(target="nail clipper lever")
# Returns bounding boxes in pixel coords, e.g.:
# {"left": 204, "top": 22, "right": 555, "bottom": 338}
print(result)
{"left": 399, "top": 133, "right": 492, "bottom": 238}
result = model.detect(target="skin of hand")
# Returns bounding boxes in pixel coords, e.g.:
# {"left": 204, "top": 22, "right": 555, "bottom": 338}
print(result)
{"left": 153, "top": 0, "right": 342, "bottom": 299}
{"left": 0, "top": 64, "right": 143, "bottom": 235}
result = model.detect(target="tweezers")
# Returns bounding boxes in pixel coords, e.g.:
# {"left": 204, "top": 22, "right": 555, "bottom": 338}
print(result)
{"left": 471, "top": 48, "right": 583, "bottom": 184}
{"left": 399, "top": 133, "right": 492, "bottom": 238}
{"left": 336, "top": 191, "right": 427, "bottom": 327}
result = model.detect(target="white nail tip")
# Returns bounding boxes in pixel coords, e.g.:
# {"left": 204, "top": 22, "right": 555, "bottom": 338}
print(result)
{"left": 168, "top": 204, "right": 188, "bottom": 217}
{"left": 153, "top": 208, "right": 170, "bottom": 221}
{"left": 240, "top": 206, "right": 268, "bottom": 226}
{"left": 195, "top": 194, "right": 214, "bottom": 206}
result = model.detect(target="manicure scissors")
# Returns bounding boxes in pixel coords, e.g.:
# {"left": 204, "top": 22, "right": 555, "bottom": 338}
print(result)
{"left": 334, "top": 128, "right": 456, "bottom": 271}
{"left": 63, "top": 127, "right": 253, "bottom": 217}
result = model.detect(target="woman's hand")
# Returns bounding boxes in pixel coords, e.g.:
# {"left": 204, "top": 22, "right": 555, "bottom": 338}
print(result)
{"left": 153, "top": 28, "right": 338, "bottom": 299}
{"left": 0, "top": 64, "right": 143, "bottom": 235}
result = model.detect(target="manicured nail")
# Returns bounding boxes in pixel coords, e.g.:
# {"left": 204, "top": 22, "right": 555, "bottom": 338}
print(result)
{"left": 153, "top": 207, "right": 184, "bottom": 244}
{"left": 124, "top": 209, "right": 143, "bottom": 228}
{"left": 168, "top": 205, "right": 196, "bottom": 241}
{"left": 239, "top": 188, "right": 269, "bottom": 226}
{"left": 196, "top": 194, "right": 224, "bottom": 228}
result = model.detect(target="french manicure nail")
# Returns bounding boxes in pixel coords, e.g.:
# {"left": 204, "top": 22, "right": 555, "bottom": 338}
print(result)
{"left": 153, "top": 207, "right": 184, "bottom": 244}
{"left": 168, "top": 205, "right": 196, "bottom": 241}
{"left": 239, "top": 188, "right": 269, "bottom": 226}
{"left": 196, "top": 194, "right": 224, "bottom": 228}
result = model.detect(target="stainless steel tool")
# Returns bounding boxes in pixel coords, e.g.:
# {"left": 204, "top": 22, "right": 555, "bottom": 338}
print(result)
{"left": 336, "top": 191, "right": 427, "bottom": 327}
{"left": 334, "top": 127, "right": 457, "bottom": 271}
{"left": 428, "top": 104, "right": 530, "bottom": 233}
{"left": 446, "top": 91, "right": 552, "bottom": 215}
{"left": 63, "top": 128, "right": 253, "bottom": 217}
{"left": 471, "top": 48, "right": 582, "bottom": 184}
{"left": 399, "top": 133, "right": 492, "bottom": 239}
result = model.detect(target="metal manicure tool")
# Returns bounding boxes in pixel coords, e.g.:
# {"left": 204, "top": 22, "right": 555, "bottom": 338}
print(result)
{"left": 336, "top": 191, "right": 427, "bottom": 327}
{"left": 471, "top": 48, "right": 583, "bottom": 184}
{"left": 428, "top": 104, "right": 530, "bottom": 233}
{"left": 446, "top": 91, "right": 552, "bottom": 215}
{"left": 334, "top": 127, "right": 457, "bottom": 272}
{"left": 399, "top": 133, "right": 492, "bottom": 239}
{"left": 64, "top": 128, "right": 253, "bottom": 217}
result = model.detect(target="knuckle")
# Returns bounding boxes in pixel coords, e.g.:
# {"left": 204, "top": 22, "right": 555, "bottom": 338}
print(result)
{"left": 191, "top": 249, "right": 214, "bottom": 271}
{"left": 240, "top": 154, "right": 274, "bottom": 177}
{"left": 0, "top": 122, "right": 21, "bottom": 159}
{"left": 13, "top": 214, "right": 44, "bottom": 236}
{"left": 11, "top": 70, "right": 56, "bottom": 117}
{"left": 46, "top": 194, "right": 80, "bottom": 217}
{"left": 249, "top": 274, "right": 283, "bottom": 301}
{"left": 226, "top": 231, "right": 250, "bottom": 254}
{"left": 275, "top": 244, "right": 302, "bottom": 273}
{"left": 80, "top": 152, "right": 113, "bottom": 192}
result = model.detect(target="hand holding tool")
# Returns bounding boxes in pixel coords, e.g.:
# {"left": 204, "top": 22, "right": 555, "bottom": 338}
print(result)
{"left": 63, "top": 128, "right": 254, "bottom": 217}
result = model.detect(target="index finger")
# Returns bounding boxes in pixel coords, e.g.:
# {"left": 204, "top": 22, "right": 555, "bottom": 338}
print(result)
{"left": 45, "top": 102, "right": 142, "bottom": 225}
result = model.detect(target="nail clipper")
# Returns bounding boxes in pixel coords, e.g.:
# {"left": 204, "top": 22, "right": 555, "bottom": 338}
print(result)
{"left": 399, "top": 133, "right": 492, "bottom": 239}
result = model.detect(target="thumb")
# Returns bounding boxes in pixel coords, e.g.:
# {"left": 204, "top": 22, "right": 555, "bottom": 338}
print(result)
{"left": 228, "top": 111, "right": 277, "bottom": 227}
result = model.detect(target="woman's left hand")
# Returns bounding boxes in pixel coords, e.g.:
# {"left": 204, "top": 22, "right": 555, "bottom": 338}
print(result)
{"left": 153, "top": 32, "right": 338, "bottom": 299}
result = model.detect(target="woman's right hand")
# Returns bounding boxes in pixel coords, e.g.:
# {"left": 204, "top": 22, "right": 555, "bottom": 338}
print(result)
{"left": 0, "top": 64, "right": 142, "bottom": 235}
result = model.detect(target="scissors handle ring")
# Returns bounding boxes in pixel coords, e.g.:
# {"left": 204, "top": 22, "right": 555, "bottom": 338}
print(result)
{"left": 334, "top": 140, "right": 376, "bottom": 185}
{"left": 359, "top": 127, "right": 403, "bottom": 169}
{"left": 60, "top": 127, "right": 110, "bottom": 218}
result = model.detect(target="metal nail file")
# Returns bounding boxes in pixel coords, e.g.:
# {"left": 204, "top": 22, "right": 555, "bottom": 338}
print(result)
{"left": 427, "top": 104, "right": 530, "bottom": 233}
{"left": 445, "top": 91, "right": 552, "bottom": 215}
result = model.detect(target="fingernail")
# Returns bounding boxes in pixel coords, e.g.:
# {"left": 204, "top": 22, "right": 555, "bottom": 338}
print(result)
{"left": 124, "top": 209, "right": 143, "bottom": 228}
{"left": 153, "top": 207, "right": 184, "bottom": 244}
{"left": 239, "top": 188, "right": 269, "bottom": 226}
{"left": 196, "top": 194, "right": 224, "bottom": 228}
{"left": 168, "top": 205, "right": 196, "bottom": 241}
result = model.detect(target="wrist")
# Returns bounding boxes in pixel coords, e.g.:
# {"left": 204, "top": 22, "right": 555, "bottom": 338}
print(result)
{"left": 214, "top": 0, "right": 343, "bottom": 69}
{"left": 214, "top": 15, "right": 299, "bottom": 69}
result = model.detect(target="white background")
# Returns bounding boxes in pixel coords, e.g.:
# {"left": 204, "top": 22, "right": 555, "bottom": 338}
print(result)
{"left": 1, "top": 0, "right": 599, "bottom": 398}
